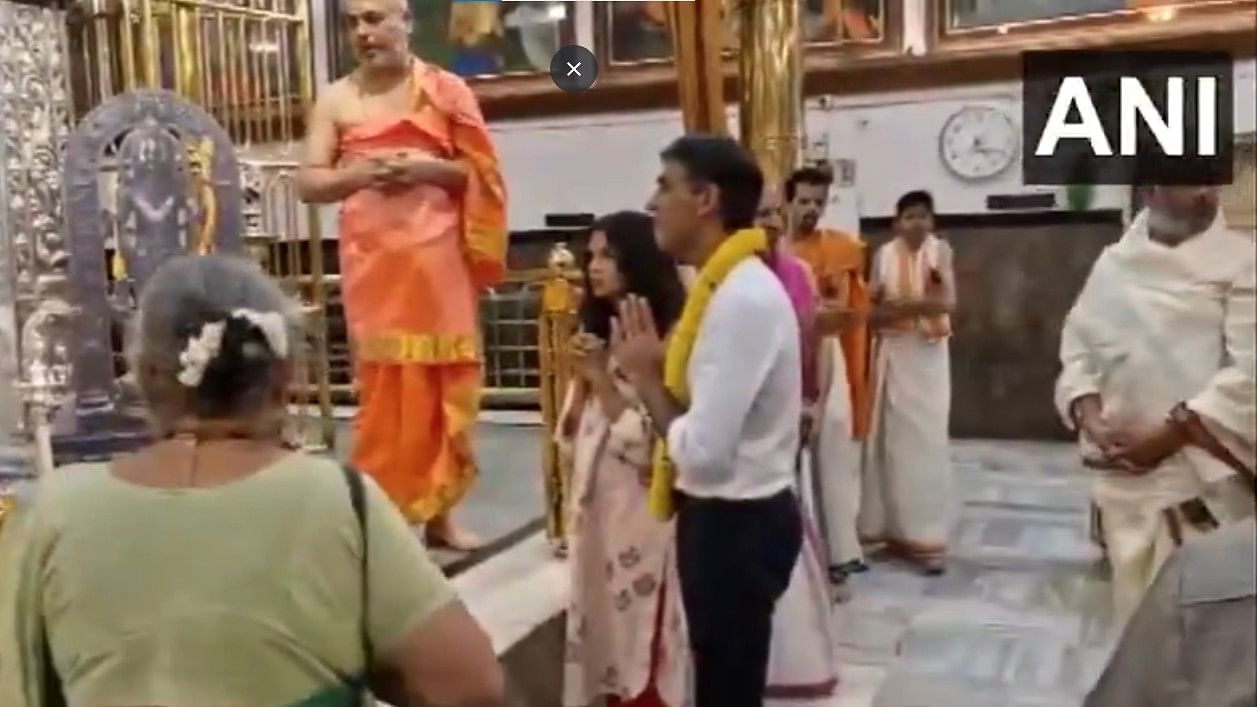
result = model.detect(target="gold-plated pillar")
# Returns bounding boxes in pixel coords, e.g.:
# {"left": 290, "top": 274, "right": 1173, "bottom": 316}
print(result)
{"left": 737, "top": 0, "right": 803, "bottom": 187}
{"left": 538, "top": 244, "right": 579, "bottom": 556}
{"left": 140, "top": 0, "right": 159, "bottom": 87}
{"left": 668, "top": 0, "right": 728, "bottom": 134}
{"left": 119, "top": 0, "right": 138, "bottom": 91}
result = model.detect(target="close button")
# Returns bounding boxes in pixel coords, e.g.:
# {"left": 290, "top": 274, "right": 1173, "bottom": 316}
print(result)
{"left": 549, "top": 45, "right": 598, "bottom": 93}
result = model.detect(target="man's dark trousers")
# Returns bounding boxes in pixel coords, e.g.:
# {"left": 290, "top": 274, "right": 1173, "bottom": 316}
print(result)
{"left": 675, "top": 489, "right": 803, "bottom": 707}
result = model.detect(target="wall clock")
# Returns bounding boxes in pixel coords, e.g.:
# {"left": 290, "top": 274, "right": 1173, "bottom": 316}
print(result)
{"left": 939, "top": 105, "right": 1020, "bottom": 181}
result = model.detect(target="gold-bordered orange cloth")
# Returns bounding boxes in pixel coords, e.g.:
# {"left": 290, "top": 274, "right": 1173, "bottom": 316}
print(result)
{"left": 351, "top": 362, "right": 481, "bottom": 523}
{"left": 336, "top": 60, "right": 507, "bottom": 367}
{"left": 353, "top": 332, "right": 480, "bottom": 365}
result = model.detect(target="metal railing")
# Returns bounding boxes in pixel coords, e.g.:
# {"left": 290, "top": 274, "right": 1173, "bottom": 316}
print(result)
{"left": 240, "top": 159, "right": 335, "bottom": 451}
{"left": 535, "top": 246, "right": 579, "bottom": 549}
{"left": 307, "top": 265, "right": 575, "bottom": 410}
{"left": 66, "top": 0, "right": 312, "bottom": 148}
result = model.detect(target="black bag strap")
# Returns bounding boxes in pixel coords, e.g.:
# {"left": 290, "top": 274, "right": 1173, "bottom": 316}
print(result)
{"left": 341, "top": 464, "right": 375, "bottom": 695}
{"left": 41, "top": 628, "right": 67, "bottom": 707}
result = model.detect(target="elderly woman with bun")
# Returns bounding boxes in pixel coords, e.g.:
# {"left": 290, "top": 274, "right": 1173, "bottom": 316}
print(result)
{"left": 0, "top": 255, "right": 504, "bottom": 707}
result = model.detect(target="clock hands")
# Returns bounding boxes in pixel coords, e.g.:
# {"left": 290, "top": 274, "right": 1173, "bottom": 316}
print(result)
{"left": 973, "top": 144, "right": 1009, "bottom": 158}
{"left": 941, "top": 105, "right": 1019, "bottom": 179}
{"left": 968, "top": 134, "right": 1010, "bottom": 158}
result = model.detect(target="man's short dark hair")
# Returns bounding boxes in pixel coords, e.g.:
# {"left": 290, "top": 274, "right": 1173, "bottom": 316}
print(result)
{"left": 784, "top": 166, "right": 834, "bottom": 202}
{"left": 895, "top": 189, "right": 935, "bottom": 216}
{"left": 661, "top": 135, "right": 763, "bottom": 232}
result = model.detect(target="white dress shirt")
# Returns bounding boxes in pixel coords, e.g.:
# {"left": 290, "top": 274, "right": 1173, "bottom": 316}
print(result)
{"left": 666, "top": 257, "right": 802, "bottom": 500}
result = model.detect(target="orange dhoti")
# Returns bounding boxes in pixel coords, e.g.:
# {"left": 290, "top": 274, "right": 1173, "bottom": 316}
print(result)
{"left": 338, "top": 61, "right": 507, "bottom": 523}
{"left": 354, "top": 362, "right": 482, "bottom": 521}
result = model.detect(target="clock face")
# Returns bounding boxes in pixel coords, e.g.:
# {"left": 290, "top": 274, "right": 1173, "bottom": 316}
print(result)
{"left": 939, "top": 106, "right": 1020, "bottom": 181}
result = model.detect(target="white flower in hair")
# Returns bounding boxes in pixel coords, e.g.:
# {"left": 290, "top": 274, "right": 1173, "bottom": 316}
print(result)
{"left": 177, "top": 320, "right": 226, "bottom": 388}
{"left": 232, "top": 308, "right": 289, "bottom": 358}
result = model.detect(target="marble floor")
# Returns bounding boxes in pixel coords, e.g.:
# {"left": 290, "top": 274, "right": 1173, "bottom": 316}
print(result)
{"left": 828, "top": 441, "right": 1116, "bottom": 707}
{"left": 444, "top": 434, "right": 1122, "bottom": 707}
{"left": 406, "top": 422, "right": 1120, "bottom": 706}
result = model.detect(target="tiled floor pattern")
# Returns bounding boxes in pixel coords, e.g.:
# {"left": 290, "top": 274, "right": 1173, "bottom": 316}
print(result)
{"left": 443, "top": 434, "right": 1121, "bottom": 707}
{"left": 827, "top": 441, "right": 1117, "bottom": 707}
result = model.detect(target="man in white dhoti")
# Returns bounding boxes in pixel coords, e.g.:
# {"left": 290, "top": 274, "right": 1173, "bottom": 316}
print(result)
{"left": 1056, "top": 185, "right": 1256, "bottom": 624}
{"left": 755, "top": 186, "right": 843, "bottom": 700}
{"left": 859, "top": 190, "right": 956, "bottom": 575}
{"left": 781, "top": 167, "right": 873, "bottom": 586}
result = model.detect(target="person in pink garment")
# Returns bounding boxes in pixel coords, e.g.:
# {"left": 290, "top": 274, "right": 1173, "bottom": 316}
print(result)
{"left": 756, "top": 186, "right": 844, "bottom": 699}
{"left": 756, "top": 186, "right": 821, "bottom": 437}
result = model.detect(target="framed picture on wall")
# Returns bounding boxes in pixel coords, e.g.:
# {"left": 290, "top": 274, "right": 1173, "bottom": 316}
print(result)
{"left": 325, "top": 0, "right": 576, "bottom": 80}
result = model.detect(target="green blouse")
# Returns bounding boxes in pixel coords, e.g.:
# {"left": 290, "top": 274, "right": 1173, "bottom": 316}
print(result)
{"left": 8, "top": 453, "right": 454, "bottom": 706}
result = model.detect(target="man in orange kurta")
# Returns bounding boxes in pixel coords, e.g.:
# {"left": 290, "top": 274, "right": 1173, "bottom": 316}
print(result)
{"left": 782, "top": 166, "right": 871, "bottom": 578}
{"left": 298, "top": 0, "right": 506, "bottom": 549}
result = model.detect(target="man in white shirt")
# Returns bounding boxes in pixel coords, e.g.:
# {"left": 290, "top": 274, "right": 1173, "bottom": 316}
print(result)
{"left": 612, "top": 135, "right": 804, "bottom": 707}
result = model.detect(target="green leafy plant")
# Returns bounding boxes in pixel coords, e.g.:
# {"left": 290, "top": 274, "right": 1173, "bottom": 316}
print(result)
{"left": 1065, "top": 183, "right": 1095, "bottom": 211}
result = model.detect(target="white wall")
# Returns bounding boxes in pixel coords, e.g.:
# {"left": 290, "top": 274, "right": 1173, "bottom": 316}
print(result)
{"left": 487, "top": 58, "right": 1256, "bottom": 231}
{"left": 1235, "top": 57, "right": 1257, "bottom": 133}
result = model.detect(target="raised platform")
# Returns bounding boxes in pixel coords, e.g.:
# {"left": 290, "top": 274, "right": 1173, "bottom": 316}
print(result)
{"left": 454, "top": 533, "right": 567, "bottom": 706}
{"left": 327, "top": 408, "right": 548, "bottom": 576}
{"left": 5, "top": 409, "right": 549, "bottom": 578}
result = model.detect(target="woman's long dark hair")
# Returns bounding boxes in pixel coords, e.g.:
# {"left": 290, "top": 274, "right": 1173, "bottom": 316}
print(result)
{"left": 579, "top": 211, "right": 686, "bottom": 342}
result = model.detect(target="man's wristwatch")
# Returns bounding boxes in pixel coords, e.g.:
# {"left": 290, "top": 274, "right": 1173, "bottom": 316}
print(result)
{"left": 1165, "top": 403, "right": 1209, "bottom": 457}
{"left": 1167, "top": 402, "right": 1256, "bottom": 483}
{"left": 1167, "top": 403, "right": 1198, "bottom": 440}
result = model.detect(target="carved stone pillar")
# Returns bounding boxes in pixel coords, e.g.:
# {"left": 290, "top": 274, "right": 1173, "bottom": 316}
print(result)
{"left": 736, "top": 0, "right": 803, "bottom": 188}
{"left": 0, "top": 0, "right": 75, "bottom": 479}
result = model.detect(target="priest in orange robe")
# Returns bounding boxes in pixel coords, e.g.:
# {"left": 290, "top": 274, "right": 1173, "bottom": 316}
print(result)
{"left": 782, "top": 166, "right": 871, "bottom": 581}
{"left": 298, "top": 0, "right": 507, "bottom": 549}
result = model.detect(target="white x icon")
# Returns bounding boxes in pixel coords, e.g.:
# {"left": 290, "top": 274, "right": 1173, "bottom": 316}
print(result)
{"left": 566, "top": 62, "right": 581, "bottom": 77}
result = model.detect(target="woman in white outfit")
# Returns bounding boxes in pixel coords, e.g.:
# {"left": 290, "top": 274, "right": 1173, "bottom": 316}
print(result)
{"left": 558, "top": 211, "right": 691, "bottom": 707}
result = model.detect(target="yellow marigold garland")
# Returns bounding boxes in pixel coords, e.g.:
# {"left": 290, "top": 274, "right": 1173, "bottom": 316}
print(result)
{"left": 649, "top": 227, "right": 769, "bottom": 520}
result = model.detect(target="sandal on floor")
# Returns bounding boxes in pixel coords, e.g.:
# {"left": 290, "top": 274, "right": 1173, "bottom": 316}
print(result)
{"left": 837, "top": 559, "right": 870, "bottom": 575}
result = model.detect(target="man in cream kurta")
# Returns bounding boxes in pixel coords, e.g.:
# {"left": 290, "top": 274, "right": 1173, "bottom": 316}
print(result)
{"left": 782, "top": 166, "right": 872, "bottom": 581}
{"left": 1056, "top": 185, "right": 1256, "bottom": 624}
